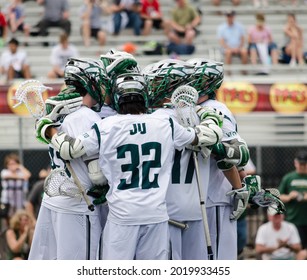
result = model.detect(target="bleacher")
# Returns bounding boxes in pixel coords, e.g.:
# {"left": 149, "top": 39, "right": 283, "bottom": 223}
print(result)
{"left": 1, "top": 0, "right": 307, "bottom": 81}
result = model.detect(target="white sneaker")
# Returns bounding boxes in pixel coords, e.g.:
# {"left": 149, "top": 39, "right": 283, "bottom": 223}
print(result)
{"left": 290, "top": 59, "right": 297, "bottom": 67}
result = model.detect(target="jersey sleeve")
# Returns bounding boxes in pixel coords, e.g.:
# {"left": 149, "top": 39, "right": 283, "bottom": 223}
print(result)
{"left": 78, "top": 123, "right": 100, "bottom": 157}
{"left": 171, "top": 118, "right": 195, "bottom": 150}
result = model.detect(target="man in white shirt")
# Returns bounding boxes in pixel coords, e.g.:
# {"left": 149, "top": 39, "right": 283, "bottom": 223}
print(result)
{"left": 255, "top": 206, "right": 302, "bottom": 260}
{"left": 0, "top": 38, "right": 31, "bottom": 82}
{"left": 47, "top": 32, "right": 79, "bottom": 79}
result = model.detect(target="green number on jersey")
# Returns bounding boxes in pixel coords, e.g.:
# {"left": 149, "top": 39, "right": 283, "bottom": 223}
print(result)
{"left": 117, "top": 142, "right": 162, "bottom": 190}
{"left": 171, "top": 149, "right": 195, "bottom": 184}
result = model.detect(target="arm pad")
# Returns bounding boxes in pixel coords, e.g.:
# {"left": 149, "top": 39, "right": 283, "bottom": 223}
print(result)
{"left": 51, "top": 131, "right": 86, "bottom": 160}
{"left": 212, "top": 138, "right": 250, "bottom": 170}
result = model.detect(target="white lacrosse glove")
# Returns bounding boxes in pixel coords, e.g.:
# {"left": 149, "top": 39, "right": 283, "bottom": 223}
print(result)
{"left": 195, "top": 105, "right": 224, "bottom": 128}
{"left": 45, "top": 87, "right": 83, "bottom": 122}
{"left": 226, "top": 175, "right": 261, "bottom": 221}
{"left": 226, "top": 186, "right": 250, "bottom": 221}
{"left": 35, "top": 117, "right": 60, "bottom": 144}
{"left": 194, "top": 122, "right": 223, "bottom": 147}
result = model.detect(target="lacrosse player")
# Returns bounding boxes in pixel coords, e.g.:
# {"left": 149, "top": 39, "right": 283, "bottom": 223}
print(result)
{"left": 187, "top": 57, "right": 285, "bottom": 259}
{"left": 142, "top": 59, "right": 223, "bottom": 260}
{"left": 29, "top": 58, "right": 110, "bottom": 260}
{"left": 98, "top": 49, "right": 141, "bottom": 118}
{"left": 35, "top": 72, "right": 223, "bottom": 260}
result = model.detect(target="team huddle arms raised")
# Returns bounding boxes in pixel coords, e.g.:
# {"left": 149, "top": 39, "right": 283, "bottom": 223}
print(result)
{"left": 30, "top": 51, "right": 285, "bottom": 260}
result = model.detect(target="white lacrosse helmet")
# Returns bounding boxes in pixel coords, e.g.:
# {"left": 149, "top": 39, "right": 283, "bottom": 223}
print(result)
{"left": 186, "top": 58, "right": 224, "bottom": 99}
{"left": 142, "top": 59, "right": 194, "bottom": 107}
{"left": 100, "top": 49, "right": 140, "bottom": 78}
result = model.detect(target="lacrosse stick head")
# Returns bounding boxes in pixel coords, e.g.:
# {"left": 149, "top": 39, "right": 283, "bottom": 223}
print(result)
{"left": 12, "top": 80, "right": 52, "bottom": 118}
{"left": 64, "top": 58, "right": 110, "bottom": 112}
{"left": 171, "top": 85, "right": 199, "bottom": 127}
{"left": 252, "top": 188, "right": 286, "bottom": 214}
{"left": 44, "top": 168, "right": 82, "bottom": 198}
{"left": 142, "top": 59, "right": 194, "bottom": 108}
{"left": 186, "top": 58, "right": 224, "bottom": 99}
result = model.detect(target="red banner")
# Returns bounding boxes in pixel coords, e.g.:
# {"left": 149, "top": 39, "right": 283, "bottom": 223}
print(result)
{"left": 0, "top": 82, "right": 306, "bottom": 115}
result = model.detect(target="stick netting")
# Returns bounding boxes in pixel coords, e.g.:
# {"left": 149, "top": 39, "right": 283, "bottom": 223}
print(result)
{"left": 171, "top": 85, "right": 199, "bottom": 127}
{"left": 13, "top": 79, "right": 52, "bottom": 118}
{"left": 44, "top": 168, "right": 82, "bottom": 198}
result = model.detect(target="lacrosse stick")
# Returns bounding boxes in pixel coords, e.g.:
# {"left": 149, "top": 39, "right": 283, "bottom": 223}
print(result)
{"left": 13, "top": 79, "right": 95, "bottom": 211}
{"left": 252, "top": 188, "right": 286, "bottom": 214}
{"left": 168, "top": 219, "right": 189, "bottom": 230}
{"left": 12, "top": 79, "right": 52, "bottom": 119}
{"left": 44, "top": 168, "right": 83, "bottom": 198}
{"left": 171, "top": 85, "right": 214, "bottom": 260}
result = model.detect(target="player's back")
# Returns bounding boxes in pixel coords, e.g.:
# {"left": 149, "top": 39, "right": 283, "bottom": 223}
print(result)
{"left": 96, "top": 113, "right": 195, "bottom": 225}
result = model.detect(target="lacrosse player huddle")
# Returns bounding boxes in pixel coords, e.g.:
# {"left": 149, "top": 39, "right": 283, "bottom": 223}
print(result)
{"left": 20, "top": 50, "right": 285, "bottom": 260}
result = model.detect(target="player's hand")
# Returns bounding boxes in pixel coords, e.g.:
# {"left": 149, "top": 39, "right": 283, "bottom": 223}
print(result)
{"left": 226, "top": 186, "right": 250, "bottom": 221}
{"left": 45, "top": 87, "right": 82, "bottom": 122}
{"left": 35, "top": 117, "right": 60, "bottom": 144}
{"left": 195, "top": 105, "right": 224, "bottom": 128}
{"left": 87, "top": 184, "right": 110, "bottom": 205}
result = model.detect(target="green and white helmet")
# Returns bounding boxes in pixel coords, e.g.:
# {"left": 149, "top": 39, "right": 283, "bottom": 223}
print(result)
{"left": 112, "top": 73, "right": 148, "bottom": 112}
{"left": 100, "top": 49, "right": 140, "bottom": 79}
{"left": 142, "top": 59, "right": 194, "bottom": 108}
{"left": 186, "top": 58, "right": 224, "bottom": 99}
{"left": 64, "top": 57, "right": 110, "bottom": 112}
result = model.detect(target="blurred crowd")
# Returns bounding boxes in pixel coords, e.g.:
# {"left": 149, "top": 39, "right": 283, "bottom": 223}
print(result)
{"left": 0, "top": 0, "right": 306, "bottom": 81}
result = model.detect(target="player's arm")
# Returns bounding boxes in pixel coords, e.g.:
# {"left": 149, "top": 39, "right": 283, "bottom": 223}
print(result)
{"left": 211, "top": 138, "right": 250, "bottom": 171}
{"left": 192, "top": 105, "right": 224, "bottom": 148}
{"left": 86, "top": 158, "right": 109, "bottom": 205}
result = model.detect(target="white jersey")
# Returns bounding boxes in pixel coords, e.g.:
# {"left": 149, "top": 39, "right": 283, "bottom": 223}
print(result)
{"left": 157, "top": 108, "right": 210, "bottom": 221}
{"left": 50, "top": 43, "right": 79, "bottom": 71}
{"left": 255, "top": 220, "right": 301, "bottom": 260}
{"left": 200, "top": 99, "right": 243, "bottom": 207}
{"left": 42, "top": 106, "right": 101, "bottom": 215}
{"left": 80, "top": 112, "right": 196, "bottom": 225}
{"left": 0, "top": 49, "right": 29, "bottom": 71}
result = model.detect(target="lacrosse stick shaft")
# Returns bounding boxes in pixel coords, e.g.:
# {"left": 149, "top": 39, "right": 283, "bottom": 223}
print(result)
{"left": 193, "top": 151, "right": 214, "bottom": 260}
{"left": 168, "top": 219, "right": 189, "bottom": 230}
{"left": 66, "top": 162, "right": 95, "bottom": 211}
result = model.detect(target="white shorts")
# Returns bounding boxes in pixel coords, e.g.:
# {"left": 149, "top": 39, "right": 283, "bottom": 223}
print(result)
{"left": 103, "top": 220, "right": 170, "bottom": 260}
{"left": 28, "top": 205, "right": 103, "bottom": 260}
{"left": 169, "top": 220, "right": 207, "bottom": 260}
{"left": 207, "top": 205, "right": 237, "bottom": 260}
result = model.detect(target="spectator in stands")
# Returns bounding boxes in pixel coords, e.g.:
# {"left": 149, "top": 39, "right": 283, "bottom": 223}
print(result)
{"left": 36, "top": 0, "right": 71, "bottom": 37}
{"left": 247, "top": 13, "right": 279, "bottom": 73}
{"left": 25, "top": 167, "right": 50, "bottom": 221}
{"left": 140, "top": 0, "right": 168, "bottom": 35}
{"left": 279, "top": 150, "right": 307, "bottom": 251}
{"left": 47, "top": 32, "right": 79, "bottom": 79}
{"left": 80, "top": 0, "right": 107, "bottom": 47}
{"left": 4, "top": 0, "right": 31, "bottom": 46}
{"left": 0, "top": 38, "right": 32, "bottom": 81}
{"left": 0, "top": 153, "right": 31, "bottom": 220}
{"left": 110, "top": 0, "right": 142, "bottom": 36}
{"left": 167, "top": 0, "right": 200, "bottom": 46}
{"left": 255, "top": 206, "right": 302, "bottom": 260}
{"left": 5, "top": 209, "right": 35, "bottom": 259}
{"left": 0, "top": 7, "right": 8, "bottom": 46}
{"left": 253, "top": 0, "right": 268, "bottom": 7}
{"left": 282, "top": 13, "right": 305, "bottom": 66}
{"left": 217, "top": 11, "right": 248, "bottom": 72}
